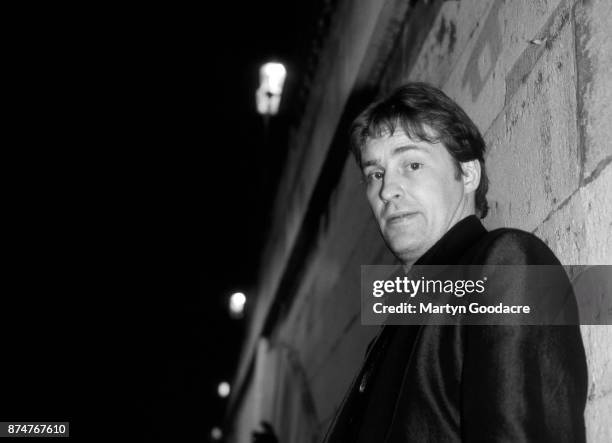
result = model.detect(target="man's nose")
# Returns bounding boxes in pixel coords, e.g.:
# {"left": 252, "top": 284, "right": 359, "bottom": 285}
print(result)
{"left": 379, "top": 173, "right": 403, "bottom": 202}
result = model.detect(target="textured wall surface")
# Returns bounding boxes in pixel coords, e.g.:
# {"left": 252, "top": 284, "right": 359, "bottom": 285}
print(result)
{"left": 229, "top": 1, "right": 612, "bottom": 441}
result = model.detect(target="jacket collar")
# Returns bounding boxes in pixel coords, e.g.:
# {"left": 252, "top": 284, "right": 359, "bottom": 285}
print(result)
{"left": 414, "top": 215, "right": 487, "bottom": 266}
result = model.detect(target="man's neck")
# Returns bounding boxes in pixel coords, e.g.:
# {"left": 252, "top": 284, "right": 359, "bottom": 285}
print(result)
{"left": 402, "top": 213, "right": 483, "bottom": 269}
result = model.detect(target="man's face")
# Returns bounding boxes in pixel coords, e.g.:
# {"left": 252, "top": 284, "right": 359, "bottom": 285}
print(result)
{"left": 361, "top": 128, "right": 474, "bottom": 264}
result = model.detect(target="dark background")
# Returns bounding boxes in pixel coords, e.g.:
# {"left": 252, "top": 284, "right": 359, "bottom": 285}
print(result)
{"left": 3, "top": 2, "right": 333, "bottom": 441}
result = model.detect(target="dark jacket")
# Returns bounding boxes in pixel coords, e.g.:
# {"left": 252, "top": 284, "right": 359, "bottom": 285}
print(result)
{"left": 323, "top": 215, "right": 587, "bottom": 442}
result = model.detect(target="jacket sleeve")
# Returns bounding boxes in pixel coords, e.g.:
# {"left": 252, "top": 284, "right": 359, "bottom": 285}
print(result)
{"left": 460, "top": 231, "right": 588, "bottom": 442}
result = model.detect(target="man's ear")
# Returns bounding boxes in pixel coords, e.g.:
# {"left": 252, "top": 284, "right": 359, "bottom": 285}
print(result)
{"left": 460, "top": 160, "right": 481, "bottom": 193}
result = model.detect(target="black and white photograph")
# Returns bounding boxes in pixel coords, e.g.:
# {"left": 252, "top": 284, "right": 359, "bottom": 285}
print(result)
{"left": 2, "top": 0, "right": 611, "bottom": 441}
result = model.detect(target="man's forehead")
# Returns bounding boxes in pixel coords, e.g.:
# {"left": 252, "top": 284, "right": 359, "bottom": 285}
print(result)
{"left": 365, "top": 130, "right": 419, "bottom": 147}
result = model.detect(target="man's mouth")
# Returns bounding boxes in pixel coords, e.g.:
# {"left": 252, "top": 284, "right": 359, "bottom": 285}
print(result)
{"left": 385, "top": 211, "right": 418, "bottom": 226}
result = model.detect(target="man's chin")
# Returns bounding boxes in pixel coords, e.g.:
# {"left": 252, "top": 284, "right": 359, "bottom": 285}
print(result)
{"left": 384, "top": 238, "right": 424, "bottom": 263}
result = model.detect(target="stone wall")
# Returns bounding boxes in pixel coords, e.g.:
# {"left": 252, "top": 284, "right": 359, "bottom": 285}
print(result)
{"left": 228, "top": 1, "right": 611, "bottom": 441}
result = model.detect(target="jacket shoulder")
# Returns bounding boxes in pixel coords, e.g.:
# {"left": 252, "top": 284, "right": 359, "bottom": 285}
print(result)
{"left": 467, "top": 227, "right": 561, "bottom": 265}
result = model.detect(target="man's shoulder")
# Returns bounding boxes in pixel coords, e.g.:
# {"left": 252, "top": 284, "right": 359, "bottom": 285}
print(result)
{"left": 464, "top": 226, "right": 561, "bottom": 265}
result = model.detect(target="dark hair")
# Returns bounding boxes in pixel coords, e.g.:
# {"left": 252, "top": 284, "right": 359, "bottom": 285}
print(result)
{"left": 350, "top": 82, "right": 489, "bottom": 218}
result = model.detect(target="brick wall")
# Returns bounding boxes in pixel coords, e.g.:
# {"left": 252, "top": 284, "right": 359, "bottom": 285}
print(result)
{"left": 228, "top": 1, "right": 611, "bottom": 441}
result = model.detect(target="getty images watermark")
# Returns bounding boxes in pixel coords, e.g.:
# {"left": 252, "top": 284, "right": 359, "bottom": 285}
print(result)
{"left": 361, "top": 265, "right": 612, "bottom": 326}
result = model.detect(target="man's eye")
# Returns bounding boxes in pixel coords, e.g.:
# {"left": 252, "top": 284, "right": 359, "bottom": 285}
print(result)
{"left": 406, "top": 162, "right": 422, "bottom": 171}
{"left": 366, "top": 171, "right": 384, "bottom": 182}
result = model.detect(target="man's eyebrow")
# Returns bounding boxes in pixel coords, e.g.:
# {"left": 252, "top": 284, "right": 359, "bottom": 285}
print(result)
{"left": 361, "top": 159, "right": 380, "bottom": 169}
{"left": 361, "top": 144, "right": 427, "bottom": 169}
{"left": 392, "top": 144, "right": 427, "bottom": 155}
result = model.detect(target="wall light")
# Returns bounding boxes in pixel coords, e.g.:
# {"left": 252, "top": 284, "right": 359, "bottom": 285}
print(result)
{"left": 211, "top": 427, "right": 223, "bottom": 440}
{"left": 229, "top": 292, "right": 247, "bottom": 318}
{"left": 256, "top": 62, "right": 287, "bottom": 115}
{"left": 218, "top": 381, "right": 231, "bottom": 398}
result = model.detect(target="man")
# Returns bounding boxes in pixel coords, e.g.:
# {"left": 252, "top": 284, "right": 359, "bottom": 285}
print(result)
{"left": 323, "top": 83, "right": 587, "bottom": 442}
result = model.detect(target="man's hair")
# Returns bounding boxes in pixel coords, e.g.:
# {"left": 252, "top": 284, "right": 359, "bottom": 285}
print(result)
{"left": 350, "top": 82, "right": 489, "bottom": 218}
